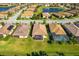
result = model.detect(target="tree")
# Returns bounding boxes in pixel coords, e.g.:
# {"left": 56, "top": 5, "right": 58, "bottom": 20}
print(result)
{"left": 43, "top": 20, "right": 46, "bottom": 24}
{"left": 56, "top": 52, "right": 65, "bottom": 56}
{"left": 8, "top": 12, "right": 12, "bottom": 17}
{"left": 1, "top": 22, "right": 4, "bottom": 25}
{"left": 39, "top": 51, "right": 47, "bottom": 56}
{"left": 31, "top": 52, "right": 39, "bottom": 56}
{"left": 47, "top": 40, "right": 52, "bottom": 44}
{"left": 4, "top": 35, "right": 10, "bottom": 41}
{"left": 26, "top": 53, "right": 30, "bottom": 56}
{"left": 70, "top": 36, "right": 77, "bottom": 44}
{"left": 67, "top": 40, "right": 71, "bottom": 44}
{"left": 29, "top": 51, "right": 48, "bottom": 56}
{"left": 57, "top": 41, "right": 62, "bottom": 44}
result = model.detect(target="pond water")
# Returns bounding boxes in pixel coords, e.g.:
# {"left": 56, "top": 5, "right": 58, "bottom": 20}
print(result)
{"left": 0, "top": 6, "right": 15, "bottom": 12}
{"left": 43, "top": 8, "right": 64, "bottom": 13}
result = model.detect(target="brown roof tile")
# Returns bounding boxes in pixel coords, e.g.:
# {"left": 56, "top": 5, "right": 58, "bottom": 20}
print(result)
{"left": 0, "top": 24, "right": 14, "bottom": 35}
{"left": 49, "top": 23, "right": 66, "bottom": 35}
{"left": 64, "top": 23, "right": 79, "bottom": 36}
{"left": 13, "top": 24, "right": 30, "bottom": 36}
{"left": 32, "top": 23, "right": 47, "bottom": 36}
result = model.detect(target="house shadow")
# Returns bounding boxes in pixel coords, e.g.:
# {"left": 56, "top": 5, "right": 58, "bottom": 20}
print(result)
{"left": 46, "top": 24, "right": 54, "bottom": 44}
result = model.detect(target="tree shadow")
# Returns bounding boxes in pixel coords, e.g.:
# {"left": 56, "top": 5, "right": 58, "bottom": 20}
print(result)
{"left": 56, "top": 52, "right": 65, "bottom": 56}
{"left": 26, "top": 51, "right": 48, "bottom": 56}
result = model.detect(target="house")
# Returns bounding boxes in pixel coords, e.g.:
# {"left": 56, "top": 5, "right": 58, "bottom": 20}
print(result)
{"left": 32, "top": 23, "right": 48, "bottom": 40}
{"left": 8, "top": 6, "right": 20, "bottom": 13}
{"left": 12, "top": 24, "right": 30, "bottom": 38}
{"left": 27, "top": 8, "right": 36, "bottom": 12}
{"left": 0, "top": 24, "right": 2, "bottom": 29}
{"left": 0, "top": 24, "right": 16, "bottom": 37}
{"left": 28, "top": 4, "right": 38, "bottom": 8}
{"left": 53, "top": 12, "right": 65, "bottom": 18}
{"left": 67, "top": 10, "right": 79, "bottom": 16}
{"left": 27, "top": 4, "right": 38, "bottom": 12}
{"left": 63, "top": 23, "right": 79, "bottom": 42}
{"left": 31, "top": 4, "right": 38, "bottom": 8}
{"left": 49, "top": 23, "right": 68, "bottom": 41}
{"left": 27, "top": 4, "right": 37, "bottom": 11}
{"left": 21, "top": 11, "right": 34, "bottom": 18}
{"left": 0, "top": 12, "right": 8, "bottom": 19}
{"left": 45, "top": 4, "right": 50, "bottom": 7}
{"left": 62, "top": 12, "right": 73, "bottom": 17}
{"left": 53, "top": 12, "right": 73, "bottom": 18}
{"left": 42, "top": 13, "right": 50, "bottom": 19}
{"left": 21, "top": 4, "right": 38, "bottom": 19}
{"left": 27, "top": 8, "right": 35, "bottom": 11}
{"left": 74, "top": 22, "right": 79, "bottom": 27}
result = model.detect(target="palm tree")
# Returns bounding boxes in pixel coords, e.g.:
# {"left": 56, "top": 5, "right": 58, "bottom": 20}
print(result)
{"left": 70, "top": 36, "right": 77, "bottom": 44}
{"left": 31, "top": 52, "right": 39, "bottom": 56}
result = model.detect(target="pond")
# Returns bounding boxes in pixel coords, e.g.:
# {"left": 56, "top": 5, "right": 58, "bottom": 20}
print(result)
{"left": 0, "top": 6, "right": 15, "bottom": 12}
{"left": 43, "top": 8, "right": 64, "bottom": 13}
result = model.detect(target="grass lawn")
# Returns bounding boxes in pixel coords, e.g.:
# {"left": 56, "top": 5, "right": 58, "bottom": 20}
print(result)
{"left": 0, "top": 36, "right": 79, "bottom": 56}
{"left": 51, "top": 15, "right": 58, "bottom": 20}
{"left": 17, "top": 17, "right": 31, "bottom": 20}
{"left": 34, "top": 6, "right": 46, "bottom": 15}
{"left": 73, "top": 15, "right": 79, "bottom": 18}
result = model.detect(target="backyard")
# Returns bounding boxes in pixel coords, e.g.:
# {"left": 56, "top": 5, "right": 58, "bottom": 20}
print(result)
{"left": 0, "top": 36, "right": 79, "bottom": 56}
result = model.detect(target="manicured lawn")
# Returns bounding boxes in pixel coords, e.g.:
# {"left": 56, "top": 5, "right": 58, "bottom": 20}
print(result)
{"left": 0, "top": 36, "right": 79, "bottom": 56}
{"left": 51, "top": 15, "right": 58, "bottom": 20}
{"left": 73, "top": 15, "right": 79, "bottom": 18}
{"left": 34, "top": 6, "right": 46, "bottom": 15}
{"left": 17, "top": 17, "right": 31, "bottom": 20}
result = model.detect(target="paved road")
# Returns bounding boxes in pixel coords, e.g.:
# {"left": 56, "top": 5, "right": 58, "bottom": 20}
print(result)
{"left": 6, "top": 7, "right": 27, "bottom": 23}
{"left": 1, "top": 18, "right": 79, "bottom": 24}
{"left": 2, "top": 18, "right": 79, "bottom": 24}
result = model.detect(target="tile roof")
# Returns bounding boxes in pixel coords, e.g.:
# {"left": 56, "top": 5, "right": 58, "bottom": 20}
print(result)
{"left": 0, "top": 13, "right": 8, "bottom": 18}
{"left": 13, "top": 24, "right": 30, "bottom": 36}
{"left": 53, "top": 12, "right": 73, "bottom": 17}
{"left": 21, "top": 4, "right": 37, "bottom": 18}
{"left": 42, "top": 13, "right": 50, "bottom": 17}
{"left": 29, "top": 4, "right": 38, "bottom": 8}
{"left": 53, "top": 12, "right": 65, "bottom": 17}
{"left": 27, "top": 8, "right": 36, "bottom": 11}
{"left": 62, "top": 12, "right": 73, "bottom": 16}
{"left": 21, "top": 11, "right": 34, "bottom": 17}
{"left": 63, "top": 23, "right": 79, "bottom": 36}
{"left": 49, "top": 23, "right": 66, "bottom": 35}
{"left": 32, "top": 23, "right": 47, "bottom": 36}
{"left": 67, "top": 10, "right": 79, "bottom": 14}
{"left": 0, "top": 24, "right": 14, "bottom": 35}
{"left": 74, "top": 22, "right": 79, "bottom": 27}
{"left": 0, "top": 12, "right": 8, "bottom": 17}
